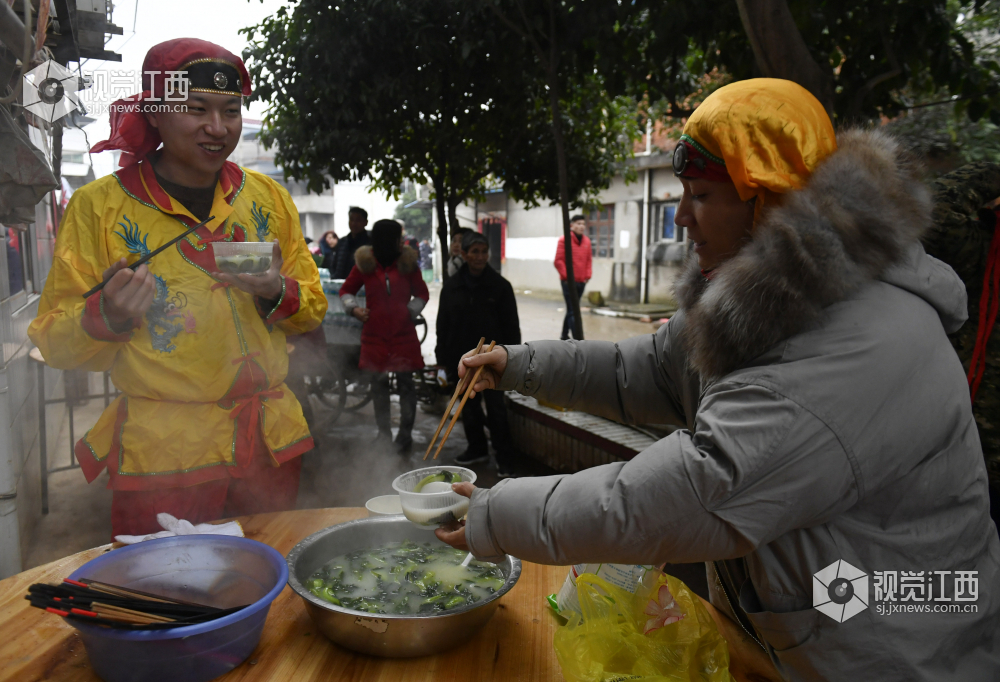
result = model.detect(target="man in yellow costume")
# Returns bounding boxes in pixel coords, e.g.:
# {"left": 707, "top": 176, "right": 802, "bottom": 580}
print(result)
{"left": 28, "top": 38, "right": 327, "bottom": 537}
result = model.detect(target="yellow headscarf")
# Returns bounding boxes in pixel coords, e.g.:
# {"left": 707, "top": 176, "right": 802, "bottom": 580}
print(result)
{"left": 682, "top": 78, "right": 837, "bottom": 219}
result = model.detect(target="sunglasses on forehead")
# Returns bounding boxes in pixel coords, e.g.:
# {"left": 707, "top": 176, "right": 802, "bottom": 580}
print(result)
{"left": 672, "top": 142, "right": 708, "bottom": 176}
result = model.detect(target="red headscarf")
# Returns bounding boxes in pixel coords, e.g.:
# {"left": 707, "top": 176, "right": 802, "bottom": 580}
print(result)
{"left": 92, "top": 38, "right": 252, "bottom": 167}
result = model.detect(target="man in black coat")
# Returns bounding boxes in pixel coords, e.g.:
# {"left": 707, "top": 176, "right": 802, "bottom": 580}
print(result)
{"left": 436, "top": 232, "right": 521, "bottom": 477}
{"left": 330, "top": 206, "right": 371, "bottom": 279}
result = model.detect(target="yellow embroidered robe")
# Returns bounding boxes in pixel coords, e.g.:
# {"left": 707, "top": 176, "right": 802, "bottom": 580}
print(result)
{"left": 27, "top": 158, "right": 327, "bottom": 489}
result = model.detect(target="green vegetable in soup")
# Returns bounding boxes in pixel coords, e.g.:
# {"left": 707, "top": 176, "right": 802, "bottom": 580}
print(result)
{"left": 413, "top": 470, "right": 462, "bottom": 493}
{"left": 216, "top": 254, "right": 271, "bottom": 275}
{"left": 305, "top": 540, "right": 505, "bottom": 615}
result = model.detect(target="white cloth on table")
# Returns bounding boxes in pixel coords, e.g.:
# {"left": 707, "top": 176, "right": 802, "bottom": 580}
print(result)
{"left": 114, "top": 513, "right": 245, "bottom": 544}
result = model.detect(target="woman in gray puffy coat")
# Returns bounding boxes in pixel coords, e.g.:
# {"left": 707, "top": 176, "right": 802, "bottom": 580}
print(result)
{"left": 437, "top": 79, "right": 1000, "bottom": 681}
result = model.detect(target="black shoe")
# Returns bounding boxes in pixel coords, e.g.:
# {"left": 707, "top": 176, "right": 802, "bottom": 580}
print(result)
{"left": 497, "top": 468, "right": 517, "bottom": 479}
{"left": 455, "top": 449, "right": 489, "bottom": 466}
{"left": 394, "top": 436, "right": 413, "bottom": 454}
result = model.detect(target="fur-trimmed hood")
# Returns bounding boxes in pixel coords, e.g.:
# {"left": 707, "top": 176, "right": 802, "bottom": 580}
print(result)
{"left": 354, "top": 244, "right": 419, "bottom": 275}
{"left": 675, "top": 128, "right": 967, "bottom": 380}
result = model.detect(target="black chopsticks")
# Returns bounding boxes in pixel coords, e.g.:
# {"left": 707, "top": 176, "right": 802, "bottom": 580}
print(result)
{"left": 26, "top": 578, "right": 248, "bottom": 630}
{"left": 82, "top": 216, "right": 215, "bottom": 299}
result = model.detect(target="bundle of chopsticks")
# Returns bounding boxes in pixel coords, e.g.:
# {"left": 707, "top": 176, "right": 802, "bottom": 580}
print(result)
{"left": 424, "top": 337, "right": 496, "bottom": 461}
{"left": 26, "top": 578, "right": 247, "bottom": 629}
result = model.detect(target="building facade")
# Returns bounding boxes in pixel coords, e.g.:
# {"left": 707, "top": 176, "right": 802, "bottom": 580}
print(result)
{"left": 231, "top": 121, "right": 400, "bottom": 243}
{"left": 455, "top": 152, "right": 689, "bottom": 304}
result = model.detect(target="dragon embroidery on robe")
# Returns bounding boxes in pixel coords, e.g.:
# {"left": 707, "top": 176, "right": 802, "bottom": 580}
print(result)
{"left": 251, "top": 201, "right": 271, "bottom": 241}
{"left": 114, "top": 215, "right": 191, "bottom": 352}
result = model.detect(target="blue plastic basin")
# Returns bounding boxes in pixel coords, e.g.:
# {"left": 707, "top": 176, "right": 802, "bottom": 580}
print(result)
{"left": 66, "top": 535, "right": 287, "bottom": 682}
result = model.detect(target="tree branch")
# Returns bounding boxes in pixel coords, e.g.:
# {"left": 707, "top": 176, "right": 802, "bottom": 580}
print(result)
{"left": 735, "top": 0, "right": 836, "bottom": 116}
{"left": 850, "top": 30, "right": 902, "bottom": 118}
{"left": 489, "top": 1, "right": 547, "bottom": 68}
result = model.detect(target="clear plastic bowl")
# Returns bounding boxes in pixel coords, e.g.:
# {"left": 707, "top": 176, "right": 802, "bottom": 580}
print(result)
{"left": 391, "top": 466, "right": 476, "bottom": 528}
{"left": 213, "top": 242, "right": 275, "bottom": 274}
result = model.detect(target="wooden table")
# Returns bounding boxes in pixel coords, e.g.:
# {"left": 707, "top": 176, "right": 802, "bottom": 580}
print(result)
{"left": 0, "top": 508, "right": 569, "bottom": 682}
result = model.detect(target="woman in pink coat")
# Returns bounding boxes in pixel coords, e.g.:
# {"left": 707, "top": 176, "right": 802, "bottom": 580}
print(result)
{"left": 340, "top": 220, "right": 429, "bottom": 452}
{"left": 554, "top": 214, "right": 593, "bottom": 339}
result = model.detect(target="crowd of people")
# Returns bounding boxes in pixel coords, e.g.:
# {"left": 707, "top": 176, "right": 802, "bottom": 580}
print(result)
{"left": 315, "top": 216, "right": 523, "bottom": 478}
{"left": 26, "top": 36, "right": 999, "bottom": 681}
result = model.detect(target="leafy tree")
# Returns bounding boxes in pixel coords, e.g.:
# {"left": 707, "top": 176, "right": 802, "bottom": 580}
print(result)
{"left": 483, "top": 0, "right": 642, "bottom": 339}
{"left": 243, "top": 0, "right": 639, "bottom": 299}
{"left": 884, "top": 1, "right": 1000, "bottom": 172}
{"left": 243, "top": 0, "right": 513, "bottom": 267}
{"left": 393, "top": 186, "right": 433, "bottom": 242}
{"left": 611, "top": 0, "right": 1000, "bottom": 126}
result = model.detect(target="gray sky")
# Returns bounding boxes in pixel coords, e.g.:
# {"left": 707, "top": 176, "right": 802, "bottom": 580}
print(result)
{"left": 82, "top": 0, "right": 287, "bottom": 175}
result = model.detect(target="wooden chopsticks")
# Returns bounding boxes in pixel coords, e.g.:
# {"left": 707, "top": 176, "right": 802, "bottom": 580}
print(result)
{"left": 26, "top": 578, "right": 248, "bottom": 630}
{"left": 424, "top": 338, "right": 485, "bottom": 460}
{"left": 424, "top": 340, "right": 497, "bottom": 461}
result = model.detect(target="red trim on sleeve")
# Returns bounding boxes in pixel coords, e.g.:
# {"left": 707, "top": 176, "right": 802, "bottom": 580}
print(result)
{"left": 81, "top": 292, "right": 137, "bottom": 342}
{"left": 256, "top": 276, "right": 300, "bottom": 323}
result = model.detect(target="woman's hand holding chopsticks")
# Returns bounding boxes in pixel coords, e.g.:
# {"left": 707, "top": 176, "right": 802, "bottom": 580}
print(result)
{"left": 435, "top": 481, "right": 476, "bottom": 551}
{"left": 100, "top": 257, "right": 156, "bottom": 331}
{"left": 457, "top": 346, "right": 508, "bottom": 395}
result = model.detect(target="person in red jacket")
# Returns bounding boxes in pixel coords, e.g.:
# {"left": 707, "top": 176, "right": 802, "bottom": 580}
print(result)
{"left": 339, "top": 220, "right": 429, "bottom": 453}
{"left": 554, "top": 214, "right": 593, "bottom": 340}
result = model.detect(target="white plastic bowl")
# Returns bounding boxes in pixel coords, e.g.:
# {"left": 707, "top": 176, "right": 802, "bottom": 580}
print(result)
{"left": 214, "top": 242, "right": 275, "bottom": 274}
{"left": 365, "top": 494, "right": 403, "bottom": 517}
{"left": 391, "top": 466, "right": 476, "bottom": 528}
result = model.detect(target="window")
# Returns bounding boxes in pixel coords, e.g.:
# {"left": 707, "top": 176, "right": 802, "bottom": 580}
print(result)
{"left": 652, "top": 201, "right": 683, "bottom": 242}
{"left": 587, "top": 204, "right": 615, "bottom": 258}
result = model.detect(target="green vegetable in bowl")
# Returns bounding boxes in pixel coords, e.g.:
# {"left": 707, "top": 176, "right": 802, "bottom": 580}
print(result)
{"left": 216, "top": 254, "right": 272, "bottom": 274}
{"left": 413, "top": 470, "right": 462, "bottom": 493}
{"left": 306, "top": 540, "right": 505, "bottom": 615}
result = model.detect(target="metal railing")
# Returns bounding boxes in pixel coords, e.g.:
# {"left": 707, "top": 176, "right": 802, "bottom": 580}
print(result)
{"left": 34, "top": 358, "right": 118, "bottom": 514}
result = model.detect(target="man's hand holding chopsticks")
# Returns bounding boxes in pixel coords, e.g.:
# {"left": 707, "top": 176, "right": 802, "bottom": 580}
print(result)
{"left": 214, "top": 242, "right": 284, "bottom": 301}
{"left": 101, "top": 258, "right": 156, "bottom": 331}
{"left": 457, "top": 346, "right": 508, "bottom": 395}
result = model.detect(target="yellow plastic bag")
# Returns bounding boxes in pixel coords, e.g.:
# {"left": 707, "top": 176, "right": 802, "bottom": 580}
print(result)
{"left": 553, "top": 570, "right": 733, "bottom": 682}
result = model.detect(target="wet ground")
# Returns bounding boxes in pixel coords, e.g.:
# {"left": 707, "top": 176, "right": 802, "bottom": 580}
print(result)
{"left": 23, "top": 286, "right": 658, "bottom": 569}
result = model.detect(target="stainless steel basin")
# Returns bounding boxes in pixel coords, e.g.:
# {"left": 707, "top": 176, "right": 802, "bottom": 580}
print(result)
{"left": 286, "top": 516, "right": 521, "bottom": 658}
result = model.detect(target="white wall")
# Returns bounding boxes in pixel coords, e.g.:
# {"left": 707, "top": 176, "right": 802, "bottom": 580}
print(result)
{"left": 494, "top": 161, "right": 688, "bottom": 302}
{"left": 650, "top": 168, "right": 684, "bottom": 202}
{"left": 332, "top": 180, "right": 401, "bottom": 238}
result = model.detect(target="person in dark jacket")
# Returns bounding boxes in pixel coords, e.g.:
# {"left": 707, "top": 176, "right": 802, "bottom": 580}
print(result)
{"left": 436, "top": 232, "right": 521, "bottom": 476}
{"left": 318, "top": 230, "right": 339, "bottom": 272}
{"left": 340, "top": 219, "right": 429, "bottom": 452}
{"left": 330, "top": 207, "right": 371, "bottom": 279}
